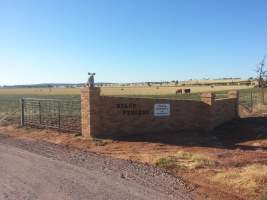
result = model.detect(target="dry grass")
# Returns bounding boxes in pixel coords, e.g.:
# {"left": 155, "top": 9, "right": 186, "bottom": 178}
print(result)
{"left": 155, "top": 151, "right": 216, "bottom": 171}
{"left": 101, "top": 85, "right": 252, "bottom": 96}
{"left": 0, "top": 85, "right": 253, "bottom": 96}
{"left": 155, "top": 156, "right": 178, "bottom": 170}
{"left": 212, "top": 164, "right": 267, "bottom": 195}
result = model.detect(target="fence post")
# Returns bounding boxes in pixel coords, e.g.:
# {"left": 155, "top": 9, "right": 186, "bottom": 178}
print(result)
{"left": 39, "top": 100, "right": 42, "bottom": 125}
{"left": 20, "top": 98, "right": 24, "bottom": 126}
{"left": 58, "top": 101, "right": 61, "bottom": 130}
{"left": 263, "top": 88, "right": 265, "bottom": 104}
{"left": 250, "top": 89, "right": 253, "bottom": 112}
{"left": 259, "top": 87, "right": 265, "bottom": 105}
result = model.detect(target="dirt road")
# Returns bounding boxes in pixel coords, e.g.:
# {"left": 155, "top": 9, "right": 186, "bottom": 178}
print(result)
{"left": 0, "top": 135, "right": 193, "bottom": 200}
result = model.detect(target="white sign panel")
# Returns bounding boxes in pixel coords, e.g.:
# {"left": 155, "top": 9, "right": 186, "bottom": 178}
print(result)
{"left": 154, "top": 104, "right": 170, "bottom": 116}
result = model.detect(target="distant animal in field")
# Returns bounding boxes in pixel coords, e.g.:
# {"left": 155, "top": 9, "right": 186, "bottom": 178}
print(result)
{"left": 184, "top": 88, "right": 191, "bottom": 95}
{"left": 175, "top": 89, "right": 183, "bottom": 95}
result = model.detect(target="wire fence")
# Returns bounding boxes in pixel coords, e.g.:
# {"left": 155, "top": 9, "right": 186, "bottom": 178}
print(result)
{"left": 238, "top": 88, "right": 267, "bottom": 112}
{"left": 21, "top": 98, "right": 81, "bottom": 133}
{"left": 0, "top": 99, "right": 21, "bottom": 123}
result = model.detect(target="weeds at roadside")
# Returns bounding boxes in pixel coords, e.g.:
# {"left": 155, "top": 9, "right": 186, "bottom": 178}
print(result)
{"left": 155, "top": 151, "right": 216, "bottom": 171}
{"left": 93, "top": 138, "right": 113, "bottom": 146}
{"left": 155, "top": 156, "right": 179, "bottom": 171}
{"left": 175, "top": 151, "right": 216, "bottom": 169}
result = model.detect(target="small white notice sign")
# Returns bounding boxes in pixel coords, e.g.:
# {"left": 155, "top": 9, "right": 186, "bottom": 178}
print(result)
{"left": 154, "top": 104, "right": 170, "bottom": 116}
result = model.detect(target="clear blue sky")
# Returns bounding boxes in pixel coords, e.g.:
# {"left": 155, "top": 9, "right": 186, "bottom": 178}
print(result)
{"left": 0, "top": 0, "right": 266, "bottom": 85}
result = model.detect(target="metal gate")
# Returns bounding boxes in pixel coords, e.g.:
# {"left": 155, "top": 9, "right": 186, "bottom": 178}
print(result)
{"left": 21, "top": 98, "right": 81, "bottom": 133}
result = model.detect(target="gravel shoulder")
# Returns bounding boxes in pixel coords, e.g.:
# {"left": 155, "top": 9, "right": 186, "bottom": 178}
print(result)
{"left": 0, "top": 134, "right": 194, "bottom": 200}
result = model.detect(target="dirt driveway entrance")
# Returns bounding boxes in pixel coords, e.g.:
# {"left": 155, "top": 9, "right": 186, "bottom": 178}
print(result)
{"left": 0, "top": 135, "right": 193, "bottom": 200}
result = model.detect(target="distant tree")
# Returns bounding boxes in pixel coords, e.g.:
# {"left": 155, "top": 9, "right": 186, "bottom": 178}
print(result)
{"left": 255, "top": 55, "right": 266, "bottom": 103}
{"left": 256, "top": 55, "right": 266, "bottom": 88}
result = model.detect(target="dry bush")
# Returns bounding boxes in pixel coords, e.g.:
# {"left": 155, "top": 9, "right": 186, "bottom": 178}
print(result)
{"left": 155, "top": 151, "right": 216, "bottom": 171}
{"left": 212, "top": 164, "right": 267, "bottom": 195}
{"left": 155, "top": 156, "right": 178, "bottom": 170}
{"left": 175, "top": 151, "right": 216, "bottom": 169}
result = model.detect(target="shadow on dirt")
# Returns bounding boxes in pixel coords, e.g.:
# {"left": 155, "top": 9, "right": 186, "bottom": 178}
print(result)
{"left": 107, "top": 117, "right": 267, "bottom": 151}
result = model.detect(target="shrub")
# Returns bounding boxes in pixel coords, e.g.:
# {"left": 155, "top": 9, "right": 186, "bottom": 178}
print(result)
{"left": 155, "top": 156, "right": 177, "bottom": 170}
{"left": 155, "top": 151, "right": 216, "bottom": 171}
{"left": 175, "top": 151, "right": 216, "bottom": 169}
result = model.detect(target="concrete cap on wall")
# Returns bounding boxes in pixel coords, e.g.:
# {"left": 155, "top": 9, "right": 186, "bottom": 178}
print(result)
{"left": 81, "top": 87, "right": 101, "bottom": 93}
{"left": 200, "top": 92, "right": 216, "bottom": 99}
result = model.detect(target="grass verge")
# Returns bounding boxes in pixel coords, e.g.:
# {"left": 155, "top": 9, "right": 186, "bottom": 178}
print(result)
{"left": 155, "top": 151, "right": 216, "bottom": 171}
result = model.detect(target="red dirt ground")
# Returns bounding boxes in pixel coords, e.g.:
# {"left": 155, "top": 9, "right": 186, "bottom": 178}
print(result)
{"left": 0, "top": 114, "right": 266, "bottom": 200}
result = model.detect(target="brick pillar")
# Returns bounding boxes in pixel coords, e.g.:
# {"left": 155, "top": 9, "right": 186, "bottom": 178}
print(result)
{"left": 228, "top": 90, "right": 239, "bottom": 117}
{"left": 200, "top": 92, "right": 215, "bottom": 131}
{"left": 81, "top": 87, "right": 100, "bottom": 138}
{"left": 200, "top": 92, "right": 215, "bottom": 105}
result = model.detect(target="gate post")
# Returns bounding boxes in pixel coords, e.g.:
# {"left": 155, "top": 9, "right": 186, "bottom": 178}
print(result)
{"left": 200, "top": 92, "right": 215, "bottom": 131}
{"left": 81, "top": 87, "right": 100, "bottom": 138}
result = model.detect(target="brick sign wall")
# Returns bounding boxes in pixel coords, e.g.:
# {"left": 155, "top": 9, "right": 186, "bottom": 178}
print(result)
{"left": 81, "top": 88, "right": 239, "bottom": 138}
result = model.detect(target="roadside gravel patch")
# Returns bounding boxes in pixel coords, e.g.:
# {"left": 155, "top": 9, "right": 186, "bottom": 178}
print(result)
{"left": 0, "top": 134, "right": 194, "bottom": 200}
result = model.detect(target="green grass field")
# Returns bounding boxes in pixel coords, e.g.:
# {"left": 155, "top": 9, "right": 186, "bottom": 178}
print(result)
{"left": 0, "top": 94, "right": 80, "bottom": 121}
